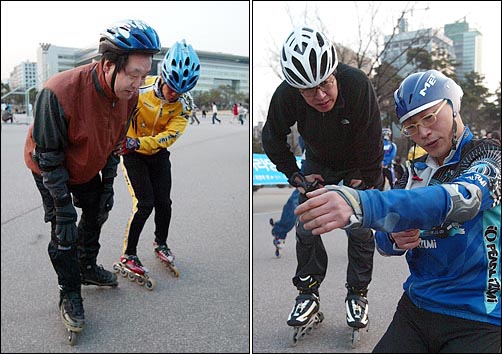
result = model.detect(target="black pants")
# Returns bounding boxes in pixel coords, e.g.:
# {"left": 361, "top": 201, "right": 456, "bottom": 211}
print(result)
{"left": 33, "top": 173, "right": 108, "bottom": 292}
{"left": 122, "top": 150, "right": 172, "bottom": 256}
{"left": 373, "top": 293, "right": 501, "bottom": 353}
{"left": 292, "top": 160, "right": 376, "bottom": 293}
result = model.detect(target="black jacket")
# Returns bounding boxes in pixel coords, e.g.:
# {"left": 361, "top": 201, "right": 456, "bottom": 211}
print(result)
{"left": 262, "top": 63, "right": 383, "bottom": 187}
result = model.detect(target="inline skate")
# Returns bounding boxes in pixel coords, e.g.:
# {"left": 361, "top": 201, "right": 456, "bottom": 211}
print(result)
{"left": 287, "top": 292, "right": 324, "bottom": 346}
{"left": 154, "top": 242, "right": 179, "bottom": 277}
{"left": 269, "top": 218, "right": 285, "bottom": 258}
{"left": 59, "top": 290, "right": 85, "bottom": 346}
{"left": 113, "top": 255, "right": 155, "bottom": 290}
{"left": 345, "top": 285, "right": 369, "bottom": 348}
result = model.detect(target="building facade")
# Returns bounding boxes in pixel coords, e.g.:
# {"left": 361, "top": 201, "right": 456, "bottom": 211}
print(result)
{"left": 36, "top": 43, "right": 249, "bottom": 93}
{"left": 383, "top": 24, "right": 456, "bottom": 79}
{"left": 9, "top": 61, "right": 37, "bottom": 90}
{"left": 444, "top": 19, "right": 482, "bottom": 81}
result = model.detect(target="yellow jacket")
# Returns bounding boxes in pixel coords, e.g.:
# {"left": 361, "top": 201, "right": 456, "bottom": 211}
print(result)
{"left": 127, "top": 76, "right": 191, "bottom": 155}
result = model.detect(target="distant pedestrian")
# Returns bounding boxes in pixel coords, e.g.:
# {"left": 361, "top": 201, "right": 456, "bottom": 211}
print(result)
{"left": 202, "top": 109, "right": 207, "bottom": 118}
{"left": 2, "top": 103, "right": 13, "bottom": 123}
{"left": 212, "top": 102, "right": 221, "bottom": 124}
{"left": 190, "top": 102, "right": 200, "bottom": 125}
{"left": 238, "top": 103, "right": 247, "bottom": 125}
{"left": 231, "top": 103, "right": 239, "bottom": 124}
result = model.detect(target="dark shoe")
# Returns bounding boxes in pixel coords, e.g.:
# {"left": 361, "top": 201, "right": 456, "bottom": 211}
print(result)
{"left": 81, "top": 264, "right": 118, "bottom": 286}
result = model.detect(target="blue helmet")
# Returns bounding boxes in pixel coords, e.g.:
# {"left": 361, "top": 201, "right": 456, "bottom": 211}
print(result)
{"left": 99, "top": 19, "right": 161, "bottom": 55}
{"left": 394, "top": 70, "right": 463, "bottom": 124}
{"left": 162, "top": 40, "right": 200, "bottom": 94}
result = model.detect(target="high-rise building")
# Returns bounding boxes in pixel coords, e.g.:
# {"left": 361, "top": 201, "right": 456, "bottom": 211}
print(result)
{"left": 36, "top": 43, "right": 249, "bottom": 94}
{"left": 444, "top": 19, "right": 482, "bottom": 81}
{"left": 383, "top": 26, "right": 455, "bottom": 78}
{"left": 9, "top": 61, "right": 37, "bottom": 90}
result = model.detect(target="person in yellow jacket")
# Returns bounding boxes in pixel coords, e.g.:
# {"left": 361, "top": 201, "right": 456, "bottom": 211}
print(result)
{"left": 114, "top": 40, "right": 200, "bottom": 284}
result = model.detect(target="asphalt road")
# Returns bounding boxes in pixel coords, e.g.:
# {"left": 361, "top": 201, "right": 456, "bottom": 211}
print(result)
{"left": 1, "top": 115, "right": 250, "bottom": 353}
{"left": 252, "top": 187, "right": 409, "bottom": 353}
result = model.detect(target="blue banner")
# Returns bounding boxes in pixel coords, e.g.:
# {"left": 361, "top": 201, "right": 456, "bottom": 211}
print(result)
{"left": 253, "top": 153, "right": 302, "bottom": 186}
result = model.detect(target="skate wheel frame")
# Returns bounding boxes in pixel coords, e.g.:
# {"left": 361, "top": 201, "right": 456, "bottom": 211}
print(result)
{"left": 112, "top": 262, "right": 155, "bottom": 290}
{"left": 351, "top": 328, "right": 360, "bottom": 348}
{"left": 350, "top": 320, "right": 369, "bottom": 348}
{"left": 168, "top": 265, "right": 180, "bottom": 277}
{"left": 290, "top": 311, "right": 323, "bottom": 347}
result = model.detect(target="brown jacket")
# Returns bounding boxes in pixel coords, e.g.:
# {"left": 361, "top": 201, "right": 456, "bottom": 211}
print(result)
{"left": 24, "top": 62, "right": 138, "bottom": 184}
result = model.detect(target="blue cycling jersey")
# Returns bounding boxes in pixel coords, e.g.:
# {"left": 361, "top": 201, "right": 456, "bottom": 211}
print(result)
{"left": 361, "top": 127, "right": 500, "bottom": 326}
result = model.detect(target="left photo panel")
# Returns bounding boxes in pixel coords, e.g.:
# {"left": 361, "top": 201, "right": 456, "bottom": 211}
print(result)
{"left": 1, "top": 1, "right": 250, "bottom": 352}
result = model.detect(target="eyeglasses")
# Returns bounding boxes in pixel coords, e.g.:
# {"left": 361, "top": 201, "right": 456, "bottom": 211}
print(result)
{"left": 401, "top": 100, "right": 448, "bottom": 137}
{"left": 299, "top": 76, "right": 335, "bottom": 98}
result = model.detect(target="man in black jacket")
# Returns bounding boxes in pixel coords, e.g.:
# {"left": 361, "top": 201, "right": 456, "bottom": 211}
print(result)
{"left": 262, "top": 26, "right": 383, "bottom": 337}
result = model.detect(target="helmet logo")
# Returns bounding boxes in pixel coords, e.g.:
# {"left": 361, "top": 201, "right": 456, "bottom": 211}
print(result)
{"left": 419, "top": 73, "right": 437, "bottom": 96}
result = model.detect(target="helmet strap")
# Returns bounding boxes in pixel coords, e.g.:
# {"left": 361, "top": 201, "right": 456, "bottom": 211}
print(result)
{"left": 451, "top": 113, "right": 458, "bottom": 151}
{"left": 410, "top": 143, "right": 423, "bottom": 181}
{"left": 155, "top": 79, "right": 167, "bottom": 100}
{"left": 110, "top": 66, "right": 119, "bottom": 96}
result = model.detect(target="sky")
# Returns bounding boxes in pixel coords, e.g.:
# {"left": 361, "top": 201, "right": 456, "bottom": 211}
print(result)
{"left": 252, "top": 1, "right": 502, "bottom": 124}
{"left": 1, "top": 1, "right": 250, "bottom": 79}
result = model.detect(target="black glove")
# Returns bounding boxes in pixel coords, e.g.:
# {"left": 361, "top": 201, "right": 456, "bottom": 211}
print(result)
{"left": 99, "top": 178, "right": 114, "bottom": 212}
{"left": 55, "top": 198, "right": 78, "bottom": 247}
{"left": 288, "top": 172, "right": 319, "bottom": 195}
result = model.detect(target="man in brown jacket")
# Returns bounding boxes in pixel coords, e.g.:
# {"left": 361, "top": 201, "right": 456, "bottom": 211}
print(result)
{"left": 24, "top": 20, "right": 161, "bottom": 339}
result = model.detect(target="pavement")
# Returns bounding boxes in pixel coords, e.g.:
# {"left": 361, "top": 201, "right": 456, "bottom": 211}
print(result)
{"left": 252, "top": 187, "right": 409, "bottom": 353}
{"left": 1, "top": 114, "right": 412, "bottom": 353}
{"left": 1, "top": 114, "right": 250, "bottom": 353}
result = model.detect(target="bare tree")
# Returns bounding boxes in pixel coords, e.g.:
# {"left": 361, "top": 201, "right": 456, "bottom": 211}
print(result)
{"left": 263, "top": 2, "right": 450, "bottom": 122}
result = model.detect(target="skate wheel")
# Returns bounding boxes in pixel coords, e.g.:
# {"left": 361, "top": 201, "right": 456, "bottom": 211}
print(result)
{"left": 112, "top": 263, "right": 120, "bottom": 273}
{"left": 127, "top": 273, "right": 136, "bottom": 282}
{"left": 317, "top": 311, "right": 324, "bottom": 323}
{"left": 67, "top": 329, "right": 77, "bottom": 346}
{"left": 351, "top": 329, "right": 360, "bottom": 349}
{"left": 145, "top": 278, "right": 156, "bottom": 291}
{"left": 136, "top": 276, "right": 145, "bottom": 286}
{"left": 275, "top": 249, "right": 280, "bottom": 258}
{"left": 291, "top": 328, "right": 299, "bottom": 347}
{"left": 120, "top": 269, "right": 127, "bottom": 277}
{"left": 169, "top": 265, "right": 179, "bottom": 277}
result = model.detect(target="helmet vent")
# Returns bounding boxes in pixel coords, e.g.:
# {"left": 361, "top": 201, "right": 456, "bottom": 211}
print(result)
{"left": 316, "top": 32, "right": 325, "bottom": 47}
{"left": 284, "top": 67, "right": 302, "bottom": 87}
{"left": 292, "top": 56, "right": 308, "bottom": 83}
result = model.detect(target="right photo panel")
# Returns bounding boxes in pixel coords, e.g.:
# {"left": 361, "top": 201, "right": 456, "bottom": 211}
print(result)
{"left": 252, "top": 1, "right": 502, "bottom": 353}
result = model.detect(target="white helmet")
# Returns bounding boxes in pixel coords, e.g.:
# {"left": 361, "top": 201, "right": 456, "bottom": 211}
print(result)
{"left": 280, "top": 26, "right": 338, "bottom": 89}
